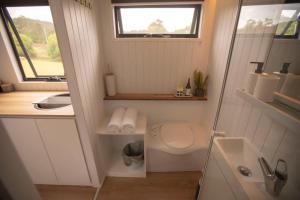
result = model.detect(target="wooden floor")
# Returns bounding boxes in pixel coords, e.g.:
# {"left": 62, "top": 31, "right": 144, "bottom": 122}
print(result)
{"left": 36, "top": 185, "right": 96, "bottom": 200}
{"left": 98, "top": 171, "right": 202, "bottom": 200}
{"left": 36, "top": 172, "right": 201, "bottom": 200}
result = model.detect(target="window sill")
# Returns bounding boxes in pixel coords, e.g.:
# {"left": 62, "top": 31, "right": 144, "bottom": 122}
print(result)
{"left": 104, "top": 93, "right": 207, "bottom": 101}
{"left": 112, "top": 37, "right": 202, "bottom": 43}
{"left": 14, "top": 81, "right": 68, "bottom": 91}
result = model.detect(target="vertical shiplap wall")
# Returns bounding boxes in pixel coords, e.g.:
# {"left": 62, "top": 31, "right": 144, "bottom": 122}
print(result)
{"left": 204, "top": 0, "right": 240, "bottom": 131}
{"left": 96, "top": 0, "right": 216, "bottom": 93}
{"left": 265, "top": 39, "right": 300, "bottom": 74}
{"left": 50, "top": 0, "right": 106, "bottom": 186}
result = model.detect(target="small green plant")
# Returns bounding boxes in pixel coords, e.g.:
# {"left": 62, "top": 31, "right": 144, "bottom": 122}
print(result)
{"left": 193, "top": 70, "right": 208, "bottom": 97}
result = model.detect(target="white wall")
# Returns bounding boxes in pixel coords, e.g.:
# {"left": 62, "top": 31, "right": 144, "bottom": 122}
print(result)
{"left": 96, "top": 0, "right": 216, "bottom": 94}
{"left": 49, "top": 0, "right": 107, "bottom": 186}
{"left": 204, "top": 0, "right": 240, "bottom": 131}
{"left": 265, "top": 39, "right": 300, "bottom": 74}
{"left": 93, "top": 0, "right": 219, "bottom": 139}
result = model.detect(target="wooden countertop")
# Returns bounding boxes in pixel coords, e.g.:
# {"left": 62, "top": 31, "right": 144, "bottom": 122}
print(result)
{"left": 0, "top": 91, "right": 74, "bottom": 118}
{"left": 104, "top": 93, "right": 207, "bottom": 101}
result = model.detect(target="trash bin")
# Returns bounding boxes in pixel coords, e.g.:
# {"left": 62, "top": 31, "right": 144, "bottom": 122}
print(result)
{"left": 122, "top": 141, "right": 144, "bottom": 167}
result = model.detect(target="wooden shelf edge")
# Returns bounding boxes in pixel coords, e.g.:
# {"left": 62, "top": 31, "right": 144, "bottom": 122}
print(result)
{"left": 104, "top": 93, "right": 207, "bottom": 101}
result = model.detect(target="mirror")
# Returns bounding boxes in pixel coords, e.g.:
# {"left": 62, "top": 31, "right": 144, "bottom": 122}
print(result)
{"left": 264, "top": 3, "right": 300, "bottom": 111}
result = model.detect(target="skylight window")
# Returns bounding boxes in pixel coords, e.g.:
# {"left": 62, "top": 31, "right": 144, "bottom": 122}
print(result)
{"left": 114, "top": 5, "right": 202, "bottom": 38}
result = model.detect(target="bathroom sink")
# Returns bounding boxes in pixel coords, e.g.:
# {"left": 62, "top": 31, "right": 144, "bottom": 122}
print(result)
{"left": 212, "top": 137, "right": 299, "bottom": 199}
{"left": 212, "top": 137, "right": 268, "bottom": 199}
{"left": 33, "top": 93, "right": 72, "bottom": 110}
{"left": 214, "top": 137, "right": 264, "bottom": 182}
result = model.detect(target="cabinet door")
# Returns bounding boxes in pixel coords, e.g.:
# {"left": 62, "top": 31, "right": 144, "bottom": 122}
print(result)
{"left": 1, "top": 118, "right": 57, "bottom": 184}
{"left": 199, "top": 155, "right": 236, "bottom": 200}
{"left": 36, "top": 119, "right": 91, "bottom": 185}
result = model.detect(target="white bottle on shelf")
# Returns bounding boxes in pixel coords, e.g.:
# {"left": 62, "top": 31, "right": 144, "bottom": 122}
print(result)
{"left": 245, "top": 62, "right": 263, "bottom": 94}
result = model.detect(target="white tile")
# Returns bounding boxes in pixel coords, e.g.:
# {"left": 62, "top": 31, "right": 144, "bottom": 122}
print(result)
{"left": 244, "top": 107, "right": 262, "bottom": 141}
{"left": 252, "top": 114, "right": 272, "bottom": 150}
{"left": 261, "top": 123, "right": 286, "bottom": 162}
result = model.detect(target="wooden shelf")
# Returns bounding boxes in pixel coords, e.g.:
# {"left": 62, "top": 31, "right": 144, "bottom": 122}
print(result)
{"left": 104, "top": 93, "right": 207, "bottom": 101}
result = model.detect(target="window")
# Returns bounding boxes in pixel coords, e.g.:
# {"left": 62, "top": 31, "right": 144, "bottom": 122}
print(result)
{"left": 114, "top": 4, "right": 202, "bottom": 38}
{"left": 275, "top": 4, "right": 300, "bottom": 39}
{"left": 0, "top": 5, "right": 65, "bottom": 81}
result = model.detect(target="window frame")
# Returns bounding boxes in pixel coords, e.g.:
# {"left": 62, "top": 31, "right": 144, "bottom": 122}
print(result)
{"left": 274, "top": 11, "right": 300, "bottom": 39}
{"left": 114, "top": 4, "right": 202, "bottom": 39}
{"left": 0, "top": 4, "right": 65, "bottom": 82}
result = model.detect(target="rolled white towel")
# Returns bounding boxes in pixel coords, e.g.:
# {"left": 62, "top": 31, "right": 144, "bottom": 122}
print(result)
{"left": 121, "top": 108, "right": 138, "bottom": 134}
{"left": 107, "top": 107, "right": 126, "bottom": 133}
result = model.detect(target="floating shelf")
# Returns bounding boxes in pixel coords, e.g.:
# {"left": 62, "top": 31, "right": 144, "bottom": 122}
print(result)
{"left": 104, "top": 93, "right": 207, "bottom": 101}
{"left": 236, "top": 89, "right": 300, "bottom": 134}
{"left": 96, "top": 115, "right": 147, "bottom": 135}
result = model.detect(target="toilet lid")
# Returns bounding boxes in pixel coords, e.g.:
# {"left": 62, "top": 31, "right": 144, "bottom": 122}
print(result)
{"left": 160, "top": 123, "right": 195, "bottom": 149}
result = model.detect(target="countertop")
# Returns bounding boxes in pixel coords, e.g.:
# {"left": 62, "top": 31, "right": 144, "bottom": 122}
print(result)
{"left": 0, "top": 91, "right": 74, "bottom": 118}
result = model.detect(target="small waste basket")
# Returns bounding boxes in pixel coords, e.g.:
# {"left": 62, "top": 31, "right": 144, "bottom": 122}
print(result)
{"left": 122, "top": 141, "right": 144, "bottom": 167}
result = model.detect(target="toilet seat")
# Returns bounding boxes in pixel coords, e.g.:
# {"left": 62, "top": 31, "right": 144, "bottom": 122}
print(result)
{"left": 160, "top": 123, "right": 195, "bottom": 150}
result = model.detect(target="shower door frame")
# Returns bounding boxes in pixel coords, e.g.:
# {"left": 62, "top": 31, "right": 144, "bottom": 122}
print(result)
{"left": 197, "top": 0, "right": 243, "bottom": 199}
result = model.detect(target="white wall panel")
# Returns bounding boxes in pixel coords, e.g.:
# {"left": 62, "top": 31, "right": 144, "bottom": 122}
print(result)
{"left": 265, "top": 39, "right": 300, "bottom": 74}
{"left": 50, "top": 0, "right": 106, "bottom": 186}
{"left": 203, "top": 0, "right": 240, "bottom": 131}
{"left": 96, "top": 0, "right": 215, "bottom": 94}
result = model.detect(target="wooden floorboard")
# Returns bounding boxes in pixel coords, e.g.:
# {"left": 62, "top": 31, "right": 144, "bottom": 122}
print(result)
{"left": 36, "top": 185, "right": 96, "bottom": 200}
{"left": 98, "top": 171, "right": 202, "bottom": 200}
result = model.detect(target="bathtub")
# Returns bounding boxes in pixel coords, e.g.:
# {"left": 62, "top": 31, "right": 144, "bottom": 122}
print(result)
{"left": 146, "top": 122, "right": 209, "bottom": 172}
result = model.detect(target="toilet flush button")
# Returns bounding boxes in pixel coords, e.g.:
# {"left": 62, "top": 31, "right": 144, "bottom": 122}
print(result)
{"left": 160, "top": 123, "right": 195, "bottom": 149}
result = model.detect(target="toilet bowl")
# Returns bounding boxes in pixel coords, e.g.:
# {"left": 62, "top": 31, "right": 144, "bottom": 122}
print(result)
{"left": 147, "top": 122, "right": 209, "bottom": 172}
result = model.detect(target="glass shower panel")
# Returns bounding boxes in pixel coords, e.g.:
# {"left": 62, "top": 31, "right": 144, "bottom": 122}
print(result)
{"left": 199, "top": 1, "right": 300, "bottom": 200}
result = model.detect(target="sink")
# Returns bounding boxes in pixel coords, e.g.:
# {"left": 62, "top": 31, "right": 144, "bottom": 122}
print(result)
{"left": 212, "top": 137, "right": 267, "bottom": 200}
{"left": 214, "top": 137, "right": 264, "bottom": 182}
{"left": 33, "top": 93, "right": 72, "bottom": 110}
{"left": 212, "top": 137, "right": 299, "bottom": 200}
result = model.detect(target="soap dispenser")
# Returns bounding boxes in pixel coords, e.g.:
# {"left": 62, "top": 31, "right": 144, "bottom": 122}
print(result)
{"left": 245, "top": 62, "right": 264, "bottom": 94}
{"left": 273, "top": 63, "right": 290, "bottom": 92}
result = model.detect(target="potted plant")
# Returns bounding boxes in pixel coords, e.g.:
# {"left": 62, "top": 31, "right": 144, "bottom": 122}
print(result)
{"left": 193, "top": 70, "right": 208, "bottom": 97}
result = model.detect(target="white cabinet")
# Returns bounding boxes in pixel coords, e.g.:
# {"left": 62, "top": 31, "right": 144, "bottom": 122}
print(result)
{"left": 36, "top": 119, "right": 90, "bottom": 185}
{"left": 199, "top": 154, "right": 236, "bottom": 200}
{"left": 1, "top": 118, "right": 56, "bottom": 184}
{"left": 1, "top": 118, "right": 90, "bottom": 186}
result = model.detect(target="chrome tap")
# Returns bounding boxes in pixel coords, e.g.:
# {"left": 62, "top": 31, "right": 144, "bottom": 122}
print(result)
{"left": 258, "top": 157, "right": 288, "bottom": 196}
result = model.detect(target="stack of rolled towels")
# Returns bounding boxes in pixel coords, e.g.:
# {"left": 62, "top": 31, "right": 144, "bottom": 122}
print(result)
{"left": 107, "top": 107, "right": 138, "bottom": 134}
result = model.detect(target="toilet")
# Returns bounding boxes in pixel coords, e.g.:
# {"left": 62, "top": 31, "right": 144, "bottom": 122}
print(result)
{"left": 147, "top": 122, "right": 209, "bottom": 172}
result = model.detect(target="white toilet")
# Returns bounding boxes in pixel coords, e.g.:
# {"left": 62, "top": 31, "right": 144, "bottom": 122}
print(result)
{"left": 147, "top": 122, "right": 209, "bottom": 172}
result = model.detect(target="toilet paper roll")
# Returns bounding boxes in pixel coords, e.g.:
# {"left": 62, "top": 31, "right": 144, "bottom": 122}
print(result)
{"left": 105, "top": 74, "right": 117, "bottom": 96}
{"left": 245, "top": 72, "right": 259, "bottom": 94}
{"left": 253, "top": 74, "right": 279, "bottom": 102}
